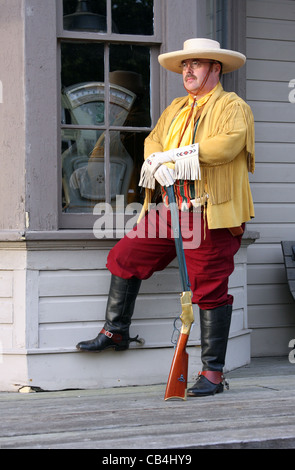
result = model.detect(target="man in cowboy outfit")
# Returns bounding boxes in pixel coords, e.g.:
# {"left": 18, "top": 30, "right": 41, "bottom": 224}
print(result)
{"left": 76, "top": 38, "right": 255, "bottom": 397}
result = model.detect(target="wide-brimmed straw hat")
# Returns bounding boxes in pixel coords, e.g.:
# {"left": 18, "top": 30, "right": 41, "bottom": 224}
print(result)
{"left": 158, "top": 38, "right": 246, "bottom": 74}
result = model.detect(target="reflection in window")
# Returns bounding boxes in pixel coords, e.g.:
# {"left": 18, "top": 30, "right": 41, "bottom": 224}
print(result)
{"left": 61, "top": 42, "right": 104, "bottom": 90}
{"left": 61, "top": 126, "right": 148, "bottom": 212}
{"left": 62, "top": 129, "right": 105, "bottom": 212}
{"left": 63, "top": 0, "right": 154, "bottom": 35}
{"left": 110, "top": 44, "right": 151, "bottom": 127}
{"left": 116, "top": 130, "right": 149, "bottom": 204}
{"left": 63, "top": 0, "right": 108, "bottom": 32}
{"left": 112, "top": 0, "right": 154, "bottom": 35}
{"left": 61, "top": 82, "right": 106, "bottom": 127}
{"left": 61, "top": 127, "right": 136, "bottom": 212}
{"left": 61, "top": 1, "right": 155, "bottom": 217}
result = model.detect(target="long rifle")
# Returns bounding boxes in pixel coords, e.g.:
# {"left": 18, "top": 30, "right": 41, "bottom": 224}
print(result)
{"left": 164, "top": 185, "right": 194, "bottom": 400}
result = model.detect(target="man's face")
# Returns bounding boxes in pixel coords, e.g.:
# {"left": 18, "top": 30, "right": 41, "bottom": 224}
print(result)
{"left": 181, "top": 58, "right": 220, "bottom": 97}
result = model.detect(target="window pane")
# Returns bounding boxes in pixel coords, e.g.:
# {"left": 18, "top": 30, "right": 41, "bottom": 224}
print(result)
{"left": 62, "top": 129, "right": 106, "bottom": 213}
{"left": 112, "top": 0, "right": 154, "bottom": 35}
{"left": 110, "top": 44, "right": 151, "bottom": 127}
{"left": 61, "top": 42, "right": 104, "bottom": 89}
{"left": 60, "top": 3, "right": 155, "bottom": 221}
{"left": 116, "top": 130, "right": 149, "bottom": 204}
{"left": 61, "top": 42, "right": 105, "bottom": 126}
{"left": 61, "top": 128, "right": 148, "bottom": 212}
{"left": 63, "top": 0, "right": 107, "bottom": 33}
{"left": 62, "top": 81, "right": 106, "bottom": 126}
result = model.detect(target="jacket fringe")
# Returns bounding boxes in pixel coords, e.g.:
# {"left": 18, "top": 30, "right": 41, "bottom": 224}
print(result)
{"left": 174, "top": 154, "right": 201, "bottom": 181}
{"left": 195, "top": 98, "right": 255, "bottom": 205}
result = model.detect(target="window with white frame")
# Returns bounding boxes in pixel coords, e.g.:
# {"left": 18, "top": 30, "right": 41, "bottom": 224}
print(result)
{"left": 58, "top": 0, "right": 160, "bottom": 228}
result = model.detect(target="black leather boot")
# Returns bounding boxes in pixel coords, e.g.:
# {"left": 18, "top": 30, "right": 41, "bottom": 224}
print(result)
{"left": 76, "top": 275, "right": 142, "bottom": 352}
{"left": 187, "top": 304, "right": 232, "bottom": 397}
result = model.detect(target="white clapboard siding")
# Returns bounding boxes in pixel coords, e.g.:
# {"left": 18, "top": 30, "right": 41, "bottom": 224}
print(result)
{"left": 247, "top": 59, "right": 295, "bottom": 82}
{"left": 251, "top": 163, "right": 295, "bottom": 183}
{"left": 246, "top": 0, "right": 295, "bottom": 357}
{"left": 16, "top": 238, "right": 249, "bottom": 390}
{"left": 247, "top": 38, "right": 295, "bottom": 61}
{"left": 36, "top": 259, "right": 246, "bottom": 351}
{"left": 254, "top": 122, "right": 294, "bottom": 143}
{"left": 247, "top": 0, "right": 295, "bottom": 20}
{"left": 250, "top": 204, "right": 295, "bottom": 223}
{"left": 0, "top": 269, "right": 24, "bottom": 349}
{"left": 34, "top": 244, "right": 247, "bottom": 353}
{"left": 247, "top": 80, "right": 292, "bottom": 102}
{"left": 248, "top": 17, "right": 295, "bottom": 41}
{"left": 251, "top": 183, "right": 295, "bottom": 202}
{"left": 250, "top": 102, "right": 295, "bottom": 123}
{"left": 254, "top": 143, "right": 295, "bottom": 163}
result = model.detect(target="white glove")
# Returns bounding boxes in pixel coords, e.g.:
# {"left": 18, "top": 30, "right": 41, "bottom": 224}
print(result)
{"left": 154, "top": 165, "right": 175, "bottom": 187}
{"left": 139, "top": 150, "right": 174, "bottom": 189}
{"left": 144, "top": 150, "right": 175, "bottom": 174}
{"left": 139, "top": 144, "right": 200, "bottom": 189}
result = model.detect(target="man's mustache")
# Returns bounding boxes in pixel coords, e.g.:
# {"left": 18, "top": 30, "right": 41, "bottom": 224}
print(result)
{"left": 185, "top": 74, "right": 197, "bottom": 81}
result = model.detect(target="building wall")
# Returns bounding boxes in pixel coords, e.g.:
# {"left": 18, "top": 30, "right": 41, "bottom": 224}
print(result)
{"left": 0, "top": 0, "right": 254, "bottom": 391}
{"left": 246, "top": 0, "right": 295, "bottom": 356}
{"left": 0, "top": 0, "right": 26, "bottom": 232}
{"left": 4, "top": 0, "right": 295, "bottom": 388}
{"left": 0, "top": 235, "right": 253, "bottom": 391}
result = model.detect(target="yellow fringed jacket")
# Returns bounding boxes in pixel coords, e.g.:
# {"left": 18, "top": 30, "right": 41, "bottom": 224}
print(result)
{"left": 142, "top": 82, "right": 255, "bottom": 230}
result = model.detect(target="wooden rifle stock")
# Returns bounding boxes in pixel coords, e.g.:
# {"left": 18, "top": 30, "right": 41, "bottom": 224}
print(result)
{"left": 164, "top": 185, "right": 194, "bottom": 400}
{"left": 164, "top": 334, "right": 189, "bottom": 400}
{"left": 164, "top": 291, "right": 194, "bottom": 400}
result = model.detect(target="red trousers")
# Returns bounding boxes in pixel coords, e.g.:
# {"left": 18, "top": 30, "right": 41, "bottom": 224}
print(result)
{"left": 106, "top": 204, "right": 243, "bottom": 310}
